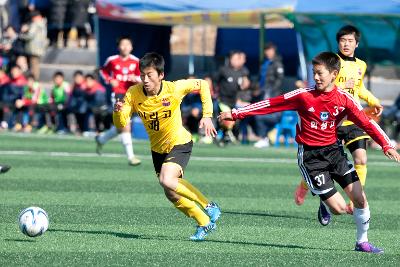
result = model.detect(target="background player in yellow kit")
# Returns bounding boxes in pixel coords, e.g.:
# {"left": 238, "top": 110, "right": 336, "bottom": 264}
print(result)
{"left": 113, "top": 52, "right": 221, "bottom": 241}
{"left": 294, "top": 25, "right": 384, "bottom": 223}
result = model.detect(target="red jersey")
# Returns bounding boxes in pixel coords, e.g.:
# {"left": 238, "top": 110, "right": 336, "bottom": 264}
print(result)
{"left": 86, "top": 80, "right": 106, "bottom": 95}
{"left": 232, "top": 86, "right": 394, "bottom": 152}
{"left": 100, "top": 54, "right": 141, "bottom": 94}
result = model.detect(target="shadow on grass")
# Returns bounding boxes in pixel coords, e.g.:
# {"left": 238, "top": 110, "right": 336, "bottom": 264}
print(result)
{"left": 223, "top": 210, "right": 312, "bottom": 221}
{"left": 224, "top": 210, "right": 353, "bottom": 226}
{"left": 206, "top": 239, "right": 345, "bottom": 252}
{"left": 4, "top": 238, "right": 36, "bottom": 242}
{"left": 48, "top": 228, "right": 140, "bottom": 239}
{"left": 47, "top": 229, "right": 347, "bottom": 252}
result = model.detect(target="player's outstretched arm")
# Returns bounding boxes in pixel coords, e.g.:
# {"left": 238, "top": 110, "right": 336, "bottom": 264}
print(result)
{"left": 199, "top": 117, "right": 217, "bottom": 137}
{"left": 113, "top": 97, "right": 133, "bottom": 129}
{"left": 218, "top": 111, "right": 234, "bottom": 122}
{"left": 384, "top": 148, "right": 400, "bottom": 163}
{"left": 113, "top": 98, "right": 124, "bottom": 112}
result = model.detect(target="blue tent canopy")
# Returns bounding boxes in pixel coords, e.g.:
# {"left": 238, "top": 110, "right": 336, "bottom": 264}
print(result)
{"left": 97, "top": 0, "right": 400, "bottom": 67}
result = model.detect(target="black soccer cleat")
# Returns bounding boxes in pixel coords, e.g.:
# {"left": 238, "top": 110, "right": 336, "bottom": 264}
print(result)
{"left": 0, "top": 164, "right": 11, "bottom": 174}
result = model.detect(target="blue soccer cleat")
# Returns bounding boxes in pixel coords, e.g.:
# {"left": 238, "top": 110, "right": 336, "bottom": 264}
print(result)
{"left": 318, "top": 200, "right": 331, "bottom": 226}
{"left": 205, "top": 202, "right": 221, "bottom": 223}
{"left": 355, "top": 242, "right": 384, "bottom": 254}
{"left": 190, "top": 222, "right": 216, "bottom": 241}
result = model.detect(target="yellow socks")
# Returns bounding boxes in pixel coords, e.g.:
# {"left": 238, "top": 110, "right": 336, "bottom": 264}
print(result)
{"left": 355, "top": 164, "right": 367, "bottom": 187}
{"left": 300, "top": 179, "right": 308, "bottom": 190}
{"left": 175, "top": 178, "right": 209, "bottom": 209}
{"left": 173, "top": 197, "right": 210, "bottom": 226}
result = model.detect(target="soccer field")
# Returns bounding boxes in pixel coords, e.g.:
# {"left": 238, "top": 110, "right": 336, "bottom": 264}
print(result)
{"left": 0, "top": 133, "right": 399, "bottom": 266}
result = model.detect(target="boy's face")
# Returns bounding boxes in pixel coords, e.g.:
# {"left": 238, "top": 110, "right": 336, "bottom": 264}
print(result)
{"left": 10, "top": 67, "right": 22, "bottom": 78}
{"left": 230, "top": 53, "right": 243, "bottom": 69}
{"left": 54, "top": 75, "right": 64, "bottom": 86}
{"left": 86, "top": 78, "right": 94, "bottom": 87}
{"left": 313, "top": 64, "right": 337, "bottom": 92}
{"left": 118, "top": 39, "right": 133, "bottom": 57}
{"left": 264, "top": 48, "right": 275, "bottom": 60}
{"left": 140, "top": 66, "right": 164, "bottom": 96}
{"left": 74, "top": 74, "right": 84, "bottom": 84}
{"left": 338, "top": 33, "right": 358, "bottom": 57}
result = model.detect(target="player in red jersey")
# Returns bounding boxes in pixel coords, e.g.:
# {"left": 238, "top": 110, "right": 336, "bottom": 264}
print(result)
{"left": 219, "top": 52, "right": 400, "bottom": 254}
{"left": 96, "top": 36, "right": 142, "bottom": 166}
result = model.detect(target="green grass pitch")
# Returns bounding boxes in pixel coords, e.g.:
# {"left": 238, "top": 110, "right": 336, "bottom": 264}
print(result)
{"left": 0, "top": 132, "right": 399, "bottom": 266}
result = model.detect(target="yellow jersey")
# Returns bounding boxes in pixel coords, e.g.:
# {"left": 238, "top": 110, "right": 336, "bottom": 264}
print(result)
{"left": 113, "top": 79, "right": 213, "bottom": 154}
{"left": 335, "top": 54, "right": 380, "bottom": 126}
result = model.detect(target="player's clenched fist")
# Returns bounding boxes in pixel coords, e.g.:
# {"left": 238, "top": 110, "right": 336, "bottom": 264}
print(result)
{"left": 114, "top": 98, "right": 124, "bottom": 112}
{"left": 218, "top": 111, "right": 234, "bottom": 122}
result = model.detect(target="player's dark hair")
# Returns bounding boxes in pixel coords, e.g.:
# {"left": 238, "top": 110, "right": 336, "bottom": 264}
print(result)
{"left": 85, "top": 73, "right": 95, "bottom": 79}
{"left": 139, "top": 52, "right": 165, "bottom": 74}
{"left": 116, "top": 35, "right": 132, "bottom": 46}
{"left": 53, "top": 71, "right": 64, "bottom": 78}
{"left": 228, "top": 50, "right": 242, "bottom": 59}
{"left": 312, "top": 52, "right": 341, "bottom": 73}
{"left": 336, "top": 25, "right": 361, "bottom": 43}
{"left": 73, "top": 70, "right": 83, "bottom": 77}
{"left": 264, "top": 42, "right": 276, "bottom": 50}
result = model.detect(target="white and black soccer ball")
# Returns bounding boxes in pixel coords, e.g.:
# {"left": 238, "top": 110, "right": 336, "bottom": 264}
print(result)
{"left": 18, "top": 207, "right": 49, "bottom": 237}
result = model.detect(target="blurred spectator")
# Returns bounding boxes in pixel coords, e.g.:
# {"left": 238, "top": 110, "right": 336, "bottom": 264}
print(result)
{"left": 181, "top": 76, "right": 203, "bottom": 141}
{"left": 48, "top": 0, "right": 90, "bottom": 48}
{"left": 257, "top": 42, "right": 285, "bottom": 100}
{"left": 85, "top": 73, "right": 108, "bottom": 133}
{"left": 50, "top": 71, "right": 70, "bottom": 133}
{"left": 0, "top": 68, "right": 10, "bottom": 127}
{"left": 19, "top": 10, "right": 47, "bottom": 80}
{"left": 68, "top": 70, "right": 88, "bottom": 134}
{"left": 252, "top": 42, "right": 285, "bottom": 148}
{"left": 20, "top": 73, "right": 50, "bottom": 132}
{"left": 236, "top": 81, "right": 258, "bottom": 144}
{"left": 0, "top": 25, "right": 25, "bottom": 67}
{"left": 15, "top": 55, "right": 29, "bottom": 75}
{"left": 381, "top": 93, "right": 400, "bottom": 142}
{"left": 47, "top": 0, "right": 67, "bottom": 46}
{"left": 18, "top": 0, "right": 36, "bottom": 25}
{"left": 15, "top": 73, "right": 40, "bottom": 132}
{"left": 0, "top": 0, "right": 9, "bottom": 38}
{"left": 214, "top": 50, "right": 250, "bottom": 145}
{"left": 67, "top": 0, "right": 90, "bottom": 48}
{"left": 5, "top": 65, "right": 27, "bottom": 130}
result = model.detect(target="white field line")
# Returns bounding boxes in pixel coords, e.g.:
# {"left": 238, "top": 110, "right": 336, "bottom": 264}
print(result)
{"left": 0, "top": 150, "right": 397, "bottom": 167}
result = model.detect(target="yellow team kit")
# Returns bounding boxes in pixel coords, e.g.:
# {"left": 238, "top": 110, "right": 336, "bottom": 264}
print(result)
{"left": 113, "top": 79, "right": 213, "bottom": 154}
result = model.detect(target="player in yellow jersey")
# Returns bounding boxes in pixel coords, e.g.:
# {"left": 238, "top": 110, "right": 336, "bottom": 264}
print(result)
{"left": 113, "top": 52, "right": 221, "bottom": 241}
{"left": 294, "top": 25, "right": 384, "bottom": 224}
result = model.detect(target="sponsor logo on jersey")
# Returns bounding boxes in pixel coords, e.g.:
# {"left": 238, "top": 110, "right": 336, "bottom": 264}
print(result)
{"left": 162, "top": 98, "right": 170, "bottom": 106}
{"left": 320, "top": 112, "right": 329, "bottom": 121}
{"left": 308, "top": 107, "right": 315, "bottom": 112}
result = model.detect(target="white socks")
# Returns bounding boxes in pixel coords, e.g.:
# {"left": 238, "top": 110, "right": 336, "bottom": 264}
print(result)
{"left": 120, "top": 132, "right": 134, "bottom": 160}
{"left": 98, "top": 126, "right": 118, "bottom": 144}
{"left": 354, "top": 206, "right": 370, "bottom": 243}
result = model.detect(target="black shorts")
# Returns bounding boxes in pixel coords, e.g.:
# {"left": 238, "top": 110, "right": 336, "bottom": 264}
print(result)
{"left": 151, "top": 141, "right": 193, "bottom": 177}
{"left": 337, "top": 124, "right": 369, "bottom": 151}
{"left": 297, "top": 142, "right": 359, "bottom": 200}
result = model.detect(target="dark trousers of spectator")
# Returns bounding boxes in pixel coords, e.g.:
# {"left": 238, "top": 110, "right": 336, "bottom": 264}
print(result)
{"left": 93, "top": 111, "right": 111, "bottom": 132}
{"left": 51, "top": 108, "right": 68, "bottom": 132}
{"left": 74, "top": 112, "right": 88, "bottom": 133}
{"left": 255, "top": 113, "right": 282, "bottom": 138}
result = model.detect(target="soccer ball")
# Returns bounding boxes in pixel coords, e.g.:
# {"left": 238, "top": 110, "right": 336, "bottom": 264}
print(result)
{"left": 18, "top": 207, "right": 49, "bottom": 237}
